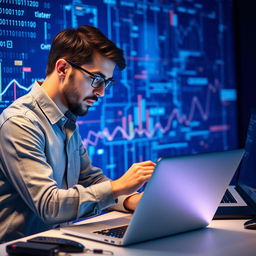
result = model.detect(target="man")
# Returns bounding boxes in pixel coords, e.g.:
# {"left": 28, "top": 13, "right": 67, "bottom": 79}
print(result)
{"left": 0, "top": 25, "right": 155, "bottom": 242}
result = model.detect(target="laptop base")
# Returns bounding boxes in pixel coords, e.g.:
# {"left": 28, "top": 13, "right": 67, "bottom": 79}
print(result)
{"left": 214, "top": 206, "right": 256, "bottom": 219}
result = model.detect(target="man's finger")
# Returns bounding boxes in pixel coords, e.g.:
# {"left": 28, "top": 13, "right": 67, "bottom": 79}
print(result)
{"left": 137, "top": 160, "right": 156, "bottom": 166}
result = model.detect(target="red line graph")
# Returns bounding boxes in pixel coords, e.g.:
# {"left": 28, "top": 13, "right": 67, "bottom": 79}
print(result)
{"left": 81, "top": 80, "right": 227, "bottom": 147}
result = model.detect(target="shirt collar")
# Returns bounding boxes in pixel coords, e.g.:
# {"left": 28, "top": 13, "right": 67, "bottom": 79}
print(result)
{"left": 30, "top": 81, "right": 65, "bottom": 125}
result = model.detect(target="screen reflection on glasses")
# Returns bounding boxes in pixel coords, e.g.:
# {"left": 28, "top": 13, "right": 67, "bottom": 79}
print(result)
{"left": 66, "top": 60, "right": 115, "bottom": 89}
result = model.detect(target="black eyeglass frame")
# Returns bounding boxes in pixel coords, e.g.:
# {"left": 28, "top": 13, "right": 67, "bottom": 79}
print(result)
{"left": 66, "top": 60, "right": 115, "bottom": 89}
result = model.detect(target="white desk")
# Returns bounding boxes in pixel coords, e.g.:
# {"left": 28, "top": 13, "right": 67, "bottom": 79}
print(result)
{"left": 1, "top": 211, "right": 256, "bottom": 256}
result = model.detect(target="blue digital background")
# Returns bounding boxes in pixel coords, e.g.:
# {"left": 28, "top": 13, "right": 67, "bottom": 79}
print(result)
{"left": 0, "top": 0, "right": 238, "bottom": 179}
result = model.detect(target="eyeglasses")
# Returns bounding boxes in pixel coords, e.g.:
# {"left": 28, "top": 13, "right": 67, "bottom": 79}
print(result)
{"left": 66, "top": 60, "right": 115, "bottom": 90}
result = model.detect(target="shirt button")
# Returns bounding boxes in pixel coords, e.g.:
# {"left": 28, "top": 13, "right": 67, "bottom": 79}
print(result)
{"left": 61, "top": 117, "right": 65, "bottom": 122}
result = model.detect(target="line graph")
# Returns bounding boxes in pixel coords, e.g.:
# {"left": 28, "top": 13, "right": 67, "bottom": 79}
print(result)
{"left": 175, "top": 18, "right": 203, "bottom": 47}
{"left": 81, "top": 79, "right": 231, "bottom": 147}
{"left": 0, "top": 79, "right": 33, "bottom": 98}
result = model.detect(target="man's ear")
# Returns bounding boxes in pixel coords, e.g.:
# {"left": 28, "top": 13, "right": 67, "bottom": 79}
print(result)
{"left": 55, "top": 59, "right": 69, "bottom": 79}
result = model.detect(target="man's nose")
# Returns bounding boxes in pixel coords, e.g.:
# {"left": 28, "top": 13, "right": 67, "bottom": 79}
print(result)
{"left": 93, "top": 85, "right": 105, "bottom": 97}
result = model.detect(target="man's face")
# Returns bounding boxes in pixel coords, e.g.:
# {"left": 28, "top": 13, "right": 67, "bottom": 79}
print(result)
{"left": 62, "top": 52, "right": 116, "bottom": 116}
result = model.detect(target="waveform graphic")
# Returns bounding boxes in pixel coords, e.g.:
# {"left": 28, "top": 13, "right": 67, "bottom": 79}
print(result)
{"left": 81, "top": 80, "right": 229, "bottom": 147}
{"left": 0, "top": 79, "right": 33, "bottom": 99}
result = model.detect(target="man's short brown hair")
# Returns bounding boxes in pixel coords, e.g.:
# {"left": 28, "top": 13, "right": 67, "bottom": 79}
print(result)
{"left": 46, "top": 25, "right": 126, "bottom": 76}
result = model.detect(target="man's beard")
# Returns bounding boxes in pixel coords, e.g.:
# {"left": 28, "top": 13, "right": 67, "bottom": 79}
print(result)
{"left": 68, "top": 101, "right": 89, "bottom": 116}
{"left": 63, "top": 73, "right": 90, "bottom": 116}
{"left": 63, "top": 87, "right": 90, "bottom": 116}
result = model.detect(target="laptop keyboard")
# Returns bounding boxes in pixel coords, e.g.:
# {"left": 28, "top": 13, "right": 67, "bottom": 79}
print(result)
{"left": 93, "top": 225, "right": 128, "bottom": 238}
{"left": 221, "top": 189, "right": 237, "bottom": 203}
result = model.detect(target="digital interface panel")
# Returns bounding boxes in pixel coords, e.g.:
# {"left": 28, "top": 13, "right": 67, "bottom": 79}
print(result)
{"left": 0, "top": 0, "right": 238, "bottom": 179}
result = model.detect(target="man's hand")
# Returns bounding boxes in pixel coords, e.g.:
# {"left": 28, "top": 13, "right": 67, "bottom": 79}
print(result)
{"left": 110, "top": 160, "right": 156, "bottom": 198}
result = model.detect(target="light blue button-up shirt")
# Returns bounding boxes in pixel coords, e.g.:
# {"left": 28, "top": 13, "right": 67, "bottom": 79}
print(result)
{"left": 0, "top": 82, "right": 127, "bottom": 242}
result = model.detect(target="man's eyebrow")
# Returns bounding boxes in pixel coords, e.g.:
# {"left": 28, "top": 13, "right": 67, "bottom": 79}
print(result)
{"left": 92, "top": 71, "right": 113, "bottom": 80}
{"left": 92, "top": 71, "right": 106, "bottom": 78}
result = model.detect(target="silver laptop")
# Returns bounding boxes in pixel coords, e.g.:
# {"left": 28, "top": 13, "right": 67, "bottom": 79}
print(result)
{"left": 61, "top": 149, "right": 243, "bottom": 246}
{"left": 215, "top": 111, "right": 256, "bottom": 219}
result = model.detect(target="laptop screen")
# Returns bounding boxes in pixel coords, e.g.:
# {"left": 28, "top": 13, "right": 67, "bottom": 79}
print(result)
{"left": 238, "top": 110, "right": 256, "bottom": 202}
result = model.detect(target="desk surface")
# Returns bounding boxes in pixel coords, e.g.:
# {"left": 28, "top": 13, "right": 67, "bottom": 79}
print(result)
{"left": 1, "top": 211, "right": 256, "bottom": 256}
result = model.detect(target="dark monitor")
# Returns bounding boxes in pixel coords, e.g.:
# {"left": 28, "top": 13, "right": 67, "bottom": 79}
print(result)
{"left": 238, "top": 110, "right": 256, "bottom": 202}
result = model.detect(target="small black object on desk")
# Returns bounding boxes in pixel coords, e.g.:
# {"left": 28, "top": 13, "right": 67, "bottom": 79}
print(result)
{"left": 6, "top": 241, "right": 59, "bottom": 256}
{"left": 244, "top": 218, "right": 256, "bottom": 230}
{"left": 27, "top": 236, "right": 84, "bottom": 253}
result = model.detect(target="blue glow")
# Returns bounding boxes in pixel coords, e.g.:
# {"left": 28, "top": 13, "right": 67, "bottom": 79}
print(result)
{"left": 220, "top": 89, "right": 237, "bottom": 101}
{"left": 0, "top": 0, "right": 238, "bottom": 178}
